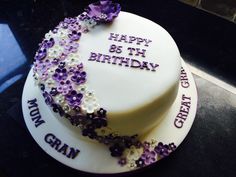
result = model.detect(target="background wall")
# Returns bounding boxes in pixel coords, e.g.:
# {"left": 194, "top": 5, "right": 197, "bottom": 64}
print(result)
{"left": 179, "top": 0, "right": 236, "bottom": 22}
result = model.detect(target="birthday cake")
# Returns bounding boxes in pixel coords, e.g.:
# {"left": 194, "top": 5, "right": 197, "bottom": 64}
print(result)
{"left": 33, "top": 0, "right": 181, "bottom": 168}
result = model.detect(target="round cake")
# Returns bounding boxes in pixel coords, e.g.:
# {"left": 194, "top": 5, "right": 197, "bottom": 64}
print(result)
{"left": 33, "top": 0, "right": 180, "bottom": 162}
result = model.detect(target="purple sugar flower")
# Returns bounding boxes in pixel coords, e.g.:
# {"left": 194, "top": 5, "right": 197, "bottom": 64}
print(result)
{"left": 57, "top": 80, "right": 73, "bottom": 95}
{"left": 64, "top": 41, "right": 79, "bottom": 54}
{"left": 34, "top": 59, "right": 52, "bottom": 73}
{"left": 70, "top": 114, "right": 86, "bottom": 126}
{"left": 68, "top": 22, "right": 81, "bottom": 31}
{"left": 154, "top": 142, "right": 169, "bottom": 158}
{"left": 50, "top": 87, "right": 58, "bottom": 96}
{"left": 68, "top": 30, "right": 81, "bottom": 41}
{"left": 43, "top": 91, "right": 53, "bottom": 105}
{"left": 64, "top": 17, "right": 77, "bottom": 24}
{"left": 78, "top": 12, "right": 90, "bottom": 21}
{"left": 109, "top": 143, "right": 124, "bottom": 157}
{"left": 66, "top": 90, "right": 83, "bottom": 107}
{"left": 97, "top": 108, "right": 107, "bottom": 117}
{"left": 41, "top": 38, "right": 55, "bottom": 48}
{"left": 82, "top": 124, "right": 97, "bottom": 139}
{"left": 168, "top": 143, "right": 176, "bottom": 152}
{"left": 53, "top": 68, "right": 68, "bottom": 81}
{"left": 58, "top": 62, "right": 66, "bottom": 68}
{"left": 71, "top": 70, "right": 86, "bottom": 85}
{"left": 51, "top": 103, "right": 64, "bottom": 116}
{"left": 141, "top": 149, "right": 157, "bottom": 165}
{"left": 85, "top": 0, "right": 121, "bottom": 23}
{"left": 92, "top": 116, "right": 107, "bottom": 128}
{"left": 34, "top": 48, "right": 47, "bottom": 60}
{"left": 52, "top": 58, "right": 60, "bottom": 65}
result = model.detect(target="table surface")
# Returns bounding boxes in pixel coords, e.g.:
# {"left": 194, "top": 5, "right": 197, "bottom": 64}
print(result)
{"left": 0, "top": 1, "right": 235, "bottom": 177}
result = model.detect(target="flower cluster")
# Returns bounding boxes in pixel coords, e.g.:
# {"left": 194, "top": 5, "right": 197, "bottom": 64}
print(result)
{"left": 85, "top": 0, "right": 121, "bottom": 23}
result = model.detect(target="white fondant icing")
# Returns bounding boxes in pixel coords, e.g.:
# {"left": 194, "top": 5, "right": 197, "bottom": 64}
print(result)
{"left": 78, "top": 12, "right": 181, "bottom": 135}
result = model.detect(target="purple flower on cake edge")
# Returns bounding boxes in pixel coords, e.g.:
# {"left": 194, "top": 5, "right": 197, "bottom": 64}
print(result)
{"left": 85, "top": 0, "right": 121, "bottom": 23}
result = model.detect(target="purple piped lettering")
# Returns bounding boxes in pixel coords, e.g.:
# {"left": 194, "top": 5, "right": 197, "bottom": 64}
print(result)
{"left": 149, "top": 63, "right": 159, "bottom": 72}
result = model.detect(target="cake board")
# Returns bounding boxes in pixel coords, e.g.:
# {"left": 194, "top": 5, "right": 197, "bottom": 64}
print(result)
{"left": 22, "top": 58, "right": 198, "bottom": 174}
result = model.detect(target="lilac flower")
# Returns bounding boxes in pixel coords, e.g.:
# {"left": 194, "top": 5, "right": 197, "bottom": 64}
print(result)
{"left": 141, "top": 149, "right": 157, "bottom": 165}
{"left": 57, "top": 80, "right": 73, "bottom": 95}
{"left": 109, "top": 143, "right": 124, "bottom": 157}
{"left": 66, "top": 90, "right": 83, "bottom": 107}
{"left": 68, "top": 30, "right": 81, "bottom": 41}
{"left": 53, "top": 68, "right": 68, "bottom": 81}
{"left": 43, "top": 91, "right": 53, "bottom": 105}
{"left": 64, "top": 17, "right": 77, "bottom": 24}
{"left": 78, "top": 12, "right": 90, "bottom": 21}
{"left": 34, "top": 48, "right": 47, "bottom": 60}
{"left": 34, "top": 59, "right": 52, "bottom": 73}
{"left": 59, "top": 39, "right": 67, "bottom": 46}
{"left": 85, "top": 0, "right": 121, "bottom": 23}
{"left": 41, "top": 38, "right": 55, "bottom": 48}
{"left": 154, "top": 142, "right": 169, "bottom": 158}
{"left": 71, "top": 70, "right": 86, "bottom": 85}
{"left": 52, "top": 58, "right": 60, "bottom": 65}
{"left": 64, "top": 41, "right": 79, "bottom": 54}
{"left": 68, "top": 22, "right": 81, "bottom": 31}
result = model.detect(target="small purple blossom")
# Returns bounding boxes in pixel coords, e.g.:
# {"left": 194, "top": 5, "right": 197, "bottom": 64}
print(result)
{"left": 97, "top": 108, "right": 107, "bottom": 117}
{"left": 58, "top": 62, "right": 66, "bottom": 68}
{"left": 141, "top": 149, "right": 157, "bottom": 165}
{"left": 64, "top": 41, "right": 79, "bottom": 54}
{"left": 86, "top": 0, "right": 121, "bottom": 23}
{"left": 68, "top": 22, "right": 81, "bottom": 31}
{"left": 53, "top": 68, "right": 68, "bottom": 81}
{"left": 34, "top": 59, "right": 52, "bottom": 73}
{"left": 43, "top": 91, "right": 53, "bottom": 105}
{"left": 68, "top": 30, "right": 81, "bottom": 41}
{"left": 57, "top": 80, "right": 73, "bottom": 95}
{"left": 92, "top": 116, "right": 107, "bottom": 128}
{"left": 66, "top": 90, "right": 83, "bottom": 107}
{"left": 41, "top": 38, "right": 55, "bottom": 48}
{"left": 109, "top": 143, "right": 124, "bottom": 157}
{"left": 168, "top": 143, "right": 176, "bottom": 152}
{"left": 52, "top": 58, "right": 60, "bottom": 65}
{"left": 34, "top": 48, "right": 47, "bottom": 60}
{"left": 154, "top": 142, "right": 170, "bottom": 158}
{"left": 70, "top": 113, "right": 86, "bottom": 126}
{"left": 71, "top": 70, "right": 86, "bottom": 85}
{"left": 82, "top": 124, "right": 97, "bottom": 139}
